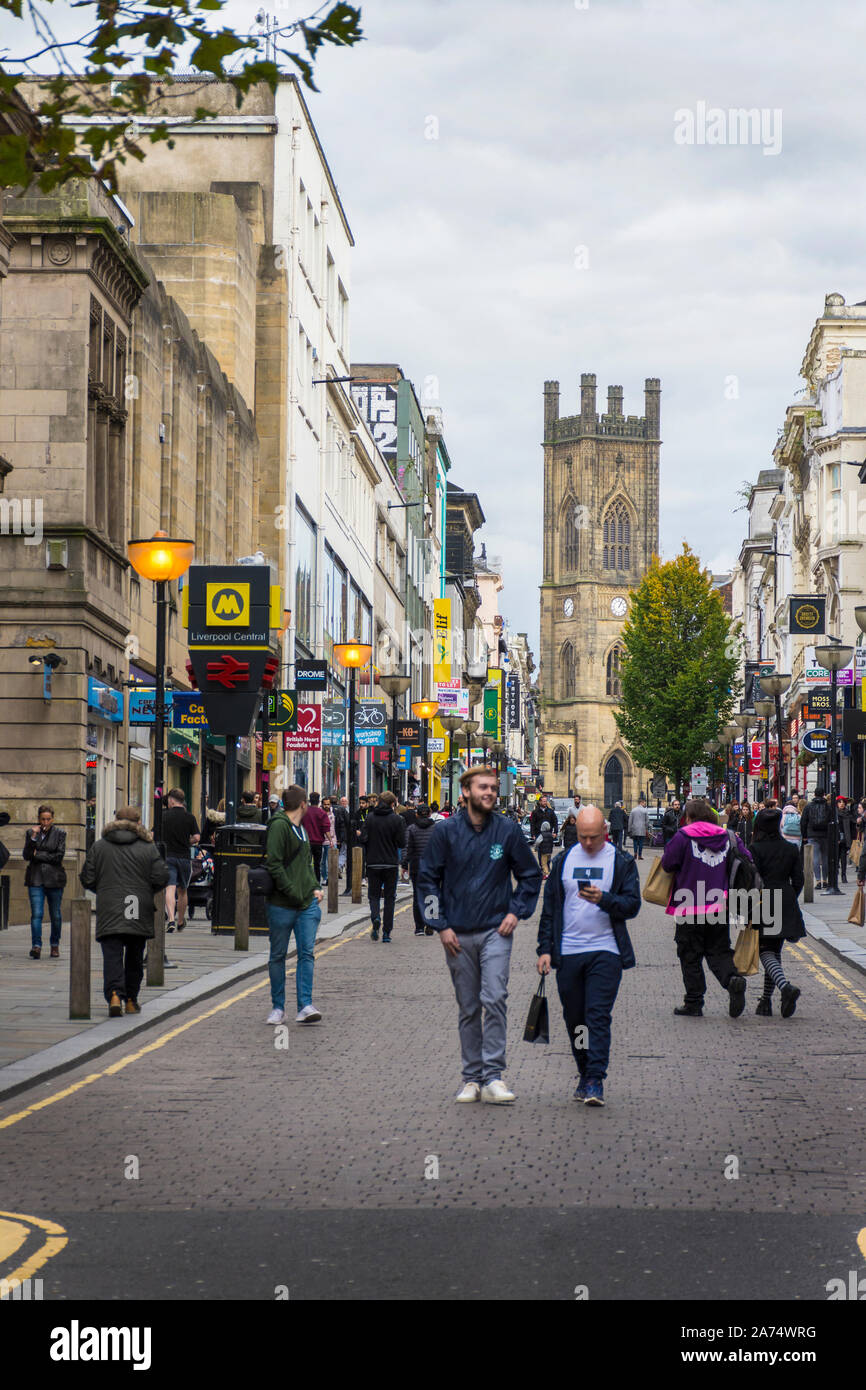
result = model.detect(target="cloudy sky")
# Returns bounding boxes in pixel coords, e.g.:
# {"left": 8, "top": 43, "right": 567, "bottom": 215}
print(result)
{"left": 301, "top": 0, "right": 866, "bottom": 648}
{"left": 6, "top": 0, "right": 864, "bottom": 653}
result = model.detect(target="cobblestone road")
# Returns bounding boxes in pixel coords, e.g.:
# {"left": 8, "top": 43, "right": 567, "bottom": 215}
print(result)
{"left": 2, "top": 858, "right": 865, "bottom": 1299}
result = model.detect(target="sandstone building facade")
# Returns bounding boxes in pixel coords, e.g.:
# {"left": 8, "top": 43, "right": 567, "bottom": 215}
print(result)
{"left": 538, "top": 373, "right": 661, "bottom": 809}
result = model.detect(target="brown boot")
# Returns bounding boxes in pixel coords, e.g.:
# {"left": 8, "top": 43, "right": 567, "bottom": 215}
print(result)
{"left": 108, "top": 991, "right": 123, "bottom": 1017}
{"left": 125, "top": 998, "right": 141, "bottom": 1014}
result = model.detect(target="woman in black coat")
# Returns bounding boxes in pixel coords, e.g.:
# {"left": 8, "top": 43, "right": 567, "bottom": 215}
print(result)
{"left": 748, "top": 807, "right": 804, "bottom": 1018}
{"left": 561, "top": 812, "right": 578, "bottom": 850}
{"left": 406, "top": 805, "right": 437, "bottom": 936}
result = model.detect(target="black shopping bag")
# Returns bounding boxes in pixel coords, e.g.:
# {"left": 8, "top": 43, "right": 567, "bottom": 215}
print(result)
{"left": 523, "top": 975, "right": 549, "bottom": 1044}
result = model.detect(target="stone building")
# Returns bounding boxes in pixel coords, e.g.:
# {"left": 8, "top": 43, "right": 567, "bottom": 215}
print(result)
{"left": 538, "top": 373, "right": 661, "bottom": 809}
{"left": 0, "top": 176, "right": 257, "bottom": 923}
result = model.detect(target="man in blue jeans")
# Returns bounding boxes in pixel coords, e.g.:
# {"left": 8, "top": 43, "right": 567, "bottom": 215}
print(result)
{"left": 264, "top": 785, "right": 323, "bottom": 1026}
{"left": 537, "top": 804, "right": 641, "bottom": 1107}
{"left": 417, "top": 766, "right": 542, "bottom": 1104}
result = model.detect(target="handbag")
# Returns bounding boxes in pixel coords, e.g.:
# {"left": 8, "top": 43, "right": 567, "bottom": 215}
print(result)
{"left": 642, "top": 855, "right": 675, "bottom": 907}
{"left": 847, "top": 887, "right": 865, "bottom": 927}
{"left": 733, "top": 925, "right": 760, "bottom": 976}
{"left": 523, "top": 975, "right": 549, "bottom": 1044}
{"left": 849, "top": 837, "right": 862, "bottom": 868}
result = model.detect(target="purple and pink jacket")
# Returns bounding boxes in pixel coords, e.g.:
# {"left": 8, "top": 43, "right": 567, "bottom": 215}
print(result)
{"left": 659, "top": 821, "right": 752, "bottom": 919}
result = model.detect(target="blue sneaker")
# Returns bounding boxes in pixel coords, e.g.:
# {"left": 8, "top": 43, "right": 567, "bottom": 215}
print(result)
{"left": 573, "top": 1076, "right": 588, "bottom": 1101}
{"left": 583, "top": 1080, "right": 605, "bottom": 1107}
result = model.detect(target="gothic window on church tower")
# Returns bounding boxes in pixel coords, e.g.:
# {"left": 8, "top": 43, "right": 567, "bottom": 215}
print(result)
{"left": 553, "top": 746, "right": 566, "bottom": 773}
{"left": 602, "top": 500, "right": 631, "bottom": 570}
{"left": 559, "top": 641, "right": 576, "bottom": 699}
{"left": 606, "top": 645, "right": 622, "bottom": 698}
{"left": 560, "top": 497, "right": 580, "bottom": 573}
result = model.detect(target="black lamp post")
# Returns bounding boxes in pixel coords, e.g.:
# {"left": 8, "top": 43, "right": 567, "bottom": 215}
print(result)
{"left": 411, "top": 700, "right": 439, "bottom": 803}
{"left": 378, "top": 672, "right": 411, "bottom": 794}
{"left": 815, "top": 641, "right": 854, "bottom": 895}
{"left": 127, "top": 531, "right": 194, "bottom": 840}
{"left": 758, "top": 672, "right": 792, "bottom": 800}
{"left": 754, "top": 698, "right": 775, "bottom": 803}
{"left": 335, "top": 642, "right": 373, "bottom": 818}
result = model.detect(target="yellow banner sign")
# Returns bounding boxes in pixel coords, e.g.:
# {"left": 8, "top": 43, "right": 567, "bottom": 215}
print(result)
{"left": 433, "top": 598, "right": 452, "bottom": 683}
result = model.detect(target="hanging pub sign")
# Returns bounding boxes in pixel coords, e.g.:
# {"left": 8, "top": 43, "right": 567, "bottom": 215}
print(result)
{"left": 396, "top": 719, "right": 421, "bottom": 747}
{"left": 506, "top": 676, "right": 521, "bottom": 730}
{"left": 789, "top": 595, "right": 825, "bottom": 635}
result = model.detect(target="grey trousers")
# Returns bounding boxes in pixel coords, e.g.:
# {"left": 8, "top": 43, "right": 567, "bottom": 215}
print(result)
{"left": 445, "top": 928, "right": 513, "bottom": 1085}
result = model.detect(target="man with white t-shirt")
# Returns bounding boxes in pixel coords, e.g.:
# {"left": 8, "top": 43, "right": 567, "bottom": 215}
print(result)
{"left": 537, "top": 804, "right": 641, "bottom": 1106}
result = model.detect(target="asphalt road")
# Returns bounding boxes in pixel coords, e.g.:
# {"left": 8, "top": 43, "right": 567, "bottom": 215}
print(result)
{"left": 2, "top": 861, "right": 865, "bottom": 1302}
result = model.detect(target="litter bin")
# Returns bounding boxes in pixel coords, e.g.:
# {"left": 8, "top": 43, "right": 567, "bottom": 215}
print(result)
{"left": 211, "top": 823, "right": 269, "bottom": 935}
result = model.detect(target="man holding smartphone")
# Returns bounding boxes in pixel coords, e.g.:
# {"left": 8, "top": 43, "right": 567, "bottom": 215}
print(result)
{"left": 537, "top": 804, "right": 640, "bottom": 1106}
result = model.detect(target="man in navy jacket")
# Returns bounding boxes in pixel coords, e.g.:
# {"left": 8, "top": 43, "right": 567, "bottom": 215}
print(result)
{"left": 417, "top": 765, "right": 542, "bottom": 1105}
{"left": 537, "top": 805, "right": 640, "bottom": 1107}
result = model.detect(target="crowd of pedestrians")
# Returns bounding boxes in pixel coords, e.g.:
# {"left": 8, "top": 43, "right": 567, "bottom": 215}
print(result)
{"left": 21, "top": 759, "right": 851, "bottom": 1113}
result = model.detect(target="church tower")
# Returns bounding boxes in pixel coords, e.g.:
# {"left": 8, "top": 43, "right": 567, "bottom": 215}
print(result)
{"left": 538, "top": 373, "right": 661, "bottom": 810}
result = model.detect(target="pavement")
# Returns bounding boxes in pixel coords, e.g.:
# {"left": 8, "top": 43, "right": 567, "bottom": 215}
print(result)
{"left": 0, "top": 852, "right": 864, "bottom": 1302}
{"left": 799, "top": 866, "right": 866, "bottom": 977}
{"left": 0, "top": 878, "right": 413, "bottom": 1102}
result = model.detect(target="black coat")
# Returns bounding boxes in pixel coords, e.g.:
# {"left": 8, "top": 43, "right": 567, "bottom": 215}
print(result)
{"left": 748, "top": 834, "right": 805, "bottom": 944}
{"left": 333, "top": 804, "right": 350, "bottom": 846}
{"left": 406, "top": 816, "right": 435, "bottom": 876}
{"left": 360, "top": 804, "right": 406, "bottom": 868}
{"left": 530, "top": 804, "right": 558, "bottom": 839}
{"left": 608, "top": 805, "right": 625, "bottom": 834}
{"left": 80, "top": 819, "right": 170, "bottom": 939}
{"left": 23, "top": 824, "right": 67, "bottom": 890}
{"left": 662, "top": 807, "right": 679, "bottom": 844}
{"left": 561, "top": 821, "right": 578, "bottom": 849}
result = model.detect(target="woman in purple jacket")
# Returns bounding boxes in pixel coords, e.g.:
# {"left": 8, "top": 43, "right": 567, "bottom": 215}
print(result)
{"left": 661, "top": 797, "right": 750, "bottom": 1018}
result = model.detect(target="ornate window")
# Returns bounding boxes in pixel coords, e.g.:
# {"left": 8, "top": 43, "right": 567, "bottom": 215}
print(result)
{"left": 559, "top": 641, "right": 576, "bottom": 699}
{"left": 560, "top": 496, "right": 580, "bottom": 573}
{"left": 606, "top": 645, "right": 622, "bottom": 698}
{"left": 553, "top": 745, "right": 567, "bottom": 773}
{"left": 602, "top": 499, "right": 631, "bottom": 570}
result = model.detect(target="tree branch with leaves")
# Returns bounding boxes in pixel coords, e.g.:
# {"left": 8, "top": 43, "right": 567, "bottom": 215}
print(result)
{"left": 0, "top": 0, "right": 363, "bottom": 191}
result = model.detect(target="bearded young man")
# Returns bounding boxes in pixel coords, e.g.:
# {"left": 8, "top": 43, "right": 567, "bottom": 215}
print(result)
{"left": 416, "top": 765, "right": 542, "bottom": 1104}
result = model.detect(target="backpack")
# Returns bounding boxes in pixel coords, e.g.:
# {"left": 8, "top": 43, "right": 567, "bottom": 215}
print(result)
{"left": 781, "top": 810, "right": 801, "bottom": 838}
{"left": 808, "top": 799, "right": 829, "bottom": 833}
{"left": 726, "top": 829, "right": 762, "bottom": 893}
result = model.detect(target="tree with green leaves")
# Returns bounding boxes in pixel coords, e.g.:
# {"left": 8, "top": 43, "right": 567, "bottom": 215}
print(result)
{"left": 614, "top": 545, "right": 742, "bottom": 796}
{"left": 0, "top": 1, "right": 362, "bottom": 191}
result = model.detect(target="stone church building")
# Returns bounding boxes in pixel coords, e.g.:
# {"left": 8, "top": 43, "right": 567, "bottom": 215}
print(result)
{"left": 538, "top": 373, "right": 661, "bottom": 811}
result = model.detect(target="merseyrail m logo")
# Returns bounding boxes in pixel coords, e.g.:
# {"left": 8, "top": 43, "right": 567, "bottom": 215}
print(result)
{"left": 206, "top": 583, "right": 250, "bottom": 627}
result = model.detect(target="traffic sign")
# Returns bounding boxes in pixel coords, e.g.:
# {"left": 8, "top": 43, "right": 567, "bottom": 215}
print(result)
{"left": 650, "top": 775, "right": 667, "bottom": 798}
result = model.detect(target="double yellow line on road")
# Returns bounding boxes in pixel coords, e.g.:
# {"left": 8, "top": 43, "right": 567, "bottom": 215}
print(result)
{"left": 787, "top": 940, "right": 866, "bottom": 1022}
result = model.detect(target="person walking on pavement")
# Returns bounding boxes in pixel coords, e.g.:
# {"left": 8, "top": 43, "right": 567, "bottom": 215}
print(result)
{"left": 333, "top": 795, "right": 351, "bottom": 880}
{"left": 301, "top": 791, "right": 330, "bottom": 884}
{"left": 319, "top": 797, "right": 337, "bottom": 886}
{"left": 23, "top": 804, "right": 67, "bottom": 959}
{"left": 780, "top": 796, "right": 802, "bottom": 851}
{"left": 264, "top": 785, "right": 323, "bottom": 1026}
{"left": 661, "top": 797, "right": 750, "bottom": 1018}
{"left": 537, "top": 804, "right": 641, "bottom": 1107}
{"left": 399, "top": 801, "right": 417, "bottom": 882}
{"left": 344, "top": 794, "right": 370, "bottom": 896}
{"left": 749, "top": 807, "right": 803, "bottom": 1018}
{"left": 561, "top": 811, "right": 578, "bottom": 851}
{"left": 662, "top": 799, "right": 681, "bottom": 846}
{"left": 627, "top": 800, "right": 649, "bottom": 859}
{"left": 608, "top": 800, "right": 626, "bottom": 851}
{"left": 417, "top": 765, "right": 542, "bottom": 1104}
{"left": 235, "top": 790, "right": 263, "bottom": 846}
{"left": 836, "top": 796, "right": 853, "bottom": 885}
{"left": 800, "top": 787, "right": 830, "bottom": 890}
{"left": 361, "top": 790, "right": 406, "bottom": 941}
{"left": 530, "top": 792, "right": 558, "bottom": 845}
{"left": 161, "top": 788, "right": 200, "bottom": 933}
{"left": 406, "top": 803, "right": 436, "bottom": 935}
{"left": 726, "top": 800, "right": 741, "bottom": 835}
{"left": 739, "top": 801, "right": 754, "bottom": 847}
{"left": 533, "top": 818, "right": 554, "bottom": 878}
{"left": 79, "top": 806, "right": 169, "bottom": 1016}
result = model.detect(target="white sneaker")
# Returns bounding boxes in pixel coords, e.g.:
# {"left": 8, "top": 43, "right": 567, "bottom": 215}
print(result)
{"left": 266, "top": 1008, "right": 286, "bottom": 1025}
{"left": 481, "top": 1079, "right": 516, "bottom": 1104}
{"left": 296, "top": 1004, "right": 322, "bottom": 1023}
{"left": 455, "top": 1081, "right": 481, "bottom": 1103}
